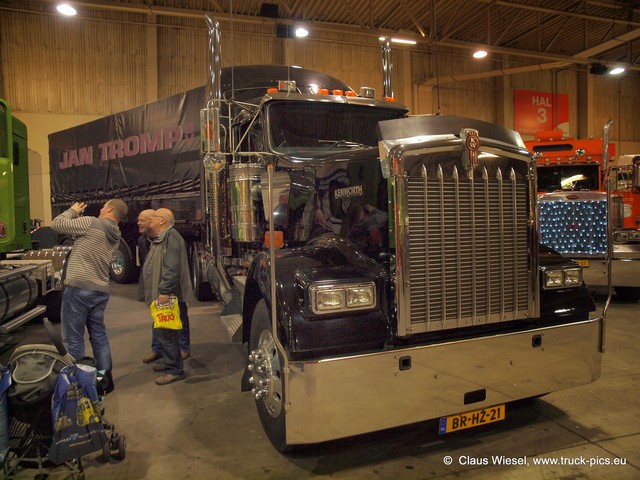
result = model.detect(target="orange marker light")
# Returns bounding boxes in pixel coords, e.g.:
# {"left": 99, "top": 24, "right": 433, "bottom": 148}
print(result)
{"left": 267, "top": 87, "right": 278, "bottom": 93}
{"left": 318, "top": 88, "right": 329, "bottom": 95}
{"left": 332, "top": 89, "right": 344, "bottom": 96}
{"left": 264, "top": 231, "right": 284, "bottom": 249}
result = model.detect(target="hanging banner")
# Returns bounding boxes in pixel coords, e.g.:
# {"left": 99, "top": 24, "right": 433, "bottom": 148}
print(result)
{"left": 513, "top": 89, "right": 569, "bottom": 138}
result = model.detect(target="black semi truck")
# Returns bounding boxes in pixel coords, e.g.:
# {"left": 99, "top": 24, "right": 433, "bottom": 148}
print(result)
{"left": 48, "top": 15, "right": 604, "bottom": 451}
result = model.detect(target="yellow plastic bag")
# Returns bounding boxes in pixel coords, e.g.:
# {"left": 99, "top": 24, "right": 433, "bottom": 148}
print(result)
{"left": 150, "top": 295, "right": 182, "bottom": 330}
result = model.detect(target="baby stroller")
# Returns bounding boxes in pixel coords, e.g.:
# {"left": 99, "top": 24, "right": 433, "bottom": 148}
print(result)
{"left": 1, "top": 318, "right": 126, "bottom": 479}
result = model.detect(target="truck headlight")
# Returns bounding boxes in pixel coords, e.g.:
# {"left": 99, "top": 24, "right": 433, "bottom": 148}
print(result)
{"left": 544, "top": 270, "right": 564, "bottom": 288}
{"left": 542, "top": 266, "right": 583, "bottom": 289}
{"left": 563, "top": 267, "right": 582, "bottom": 286}
{"left": 613, "top": 229, "right": 640, "bottom": 243}
{"left": 310, "top": 282, "right": 376, "bottom": 314}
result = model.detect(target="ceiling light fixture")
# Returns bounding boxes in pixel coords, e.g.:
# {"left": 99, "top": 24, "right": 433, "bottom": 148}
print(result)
{"left": 56, "top": 3, "right": 77, "bottom": 16}
{"left": 294, "top": 26, "right": 309, "bottom": 38}
{"left": 609, "top": 67, "right": 625, "bottom": 75}
{"left": 473, "top": 50, "right": 488, "bottom": 59}
{"left": 378, "top": 36, "right": 417, "bottom": 45}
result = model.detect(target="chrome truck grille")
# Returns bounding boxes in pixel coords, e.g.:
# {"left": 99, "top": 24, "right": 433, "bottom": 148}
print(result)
{"left": 404, "top": 165, "right": 530, "bottom": 333}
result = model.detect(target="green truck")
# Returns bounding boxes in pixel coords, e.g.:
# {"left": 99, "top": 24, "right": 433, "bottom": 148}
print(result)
{"left": 0, "top": 99, "right": 67, "bottom": 332}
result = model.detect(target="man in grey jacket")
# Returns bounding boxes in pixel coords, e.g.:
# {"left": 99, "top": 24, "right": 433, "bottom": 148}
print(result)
{"left": 51, "top": 199, "right": 128, "bottom": 388}
{"left": 142, "top": 208, "right": 195, "bottom": 385}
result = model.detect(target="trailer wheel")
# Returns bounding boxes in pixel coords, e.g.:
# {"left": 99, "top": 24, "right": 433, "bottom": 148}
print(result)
{"left": 110, "top": 239, "right": 138, "bottom": 284}
{"left": 614, "top": 286, "right": 640, "bottom": 302}
{"left": 190, "top": 245, "right": 215, "bottom": 301}
{"left": 248, "top": 299, "right": 290, "bottom": 451}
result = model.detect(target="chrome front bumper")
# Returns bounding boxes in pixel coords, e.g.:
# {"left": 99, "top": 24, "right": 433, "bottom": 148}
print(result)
{"left": 580, "top": 257, "right": 640, "bottom": 287}
{"left": 284, "top": 318, "right": 602, "bottom": 445}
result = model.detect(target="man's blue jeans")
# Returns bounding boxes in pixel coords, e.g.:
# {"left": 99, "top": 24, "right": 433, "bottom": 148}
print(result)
{"left": 61, "top": 286, "right": 112, "bottom": 372}
{"left": 151, "top": 301, "right": 190, "bottom": 354}
{"left": 156, "top": 328, "right": 183, "bottom": 376}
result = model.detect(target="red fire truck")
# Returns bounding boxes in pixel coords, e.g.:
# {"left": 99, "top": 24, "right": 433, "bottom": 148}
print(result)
{"left": 526, "top": 129, "right": 640, "bottom": 301}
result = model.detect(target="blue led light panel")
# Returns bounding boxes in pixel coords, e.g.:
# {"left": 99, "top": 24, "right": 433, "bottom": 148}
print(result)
{"left": 539, "top": 200, "right": 607, "bottom": 254}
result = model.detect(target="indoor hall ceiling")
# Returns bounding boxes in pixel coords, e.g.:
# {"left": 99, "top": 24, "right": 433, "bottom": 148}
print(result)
{"left": 11, "top": 0, "right": 640, "bottom": 75}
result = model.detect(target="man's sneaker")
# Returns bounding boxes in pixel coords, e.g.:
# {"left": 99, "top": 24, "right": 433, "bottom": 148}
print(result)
{"left": 155, "top": 373, "right": 185, "bottom": 385}
{"left": 181, "top": 351, "right": 191, "bottom": 360}
{"left": 142, "top": 352, "right": 161, "bottom": 364}
{"left": 152, "top": 363, "right": 166, "bottom": 372}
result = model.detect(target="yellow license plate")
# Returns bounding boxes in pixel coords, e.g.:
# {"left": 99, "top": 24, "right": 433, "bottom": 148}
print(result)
{"left": 439, "top": 404, "right": 505, "bottom": 434}
{"left": 575, "top": 259, "right": 589, "bottom": 268}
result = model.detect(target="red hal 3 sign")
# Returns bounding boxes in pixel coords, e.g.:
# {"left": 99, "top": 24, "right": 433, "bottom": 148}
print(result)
{"left": 514, "top": 89, "right": 569, "bottom": 138}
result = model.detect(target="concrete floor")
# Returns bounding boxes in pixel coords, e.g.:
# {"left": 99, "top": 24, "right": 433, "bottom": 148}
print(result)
{"left": 1, "top": 283, "right": 639, "bottom": 480}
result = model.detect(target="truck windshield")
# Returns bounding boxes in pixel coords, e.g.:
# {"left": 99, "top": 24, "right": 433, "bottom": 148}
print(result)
{"left": 266, "top": 101, "right": 405, "bottom": 156}
{"left": 537, "top": 164, "right": 600, "bottom": 192}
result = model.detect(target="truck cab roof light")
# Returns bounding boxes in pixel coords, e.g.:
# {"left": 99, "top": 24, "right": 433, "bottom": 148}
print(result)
{"left": 359, "top": 87, "right": 375, "bottom": 99}
{"left": 384, "top": 97, "right": 396, "bottom": 102}
{"left": 345, "top": 91, "right": 357, "bottom": 97}
{"left": 278, "top": 80, "right": 297, "bottom": 92}
{"left": 332, "top": 89, "right": 344, "bottom": 96}
{"left": 317, "top": 88, "right": 329, "bottom": 95}
{"left": 267, "top": 87, "right": 278, "bottom": 93}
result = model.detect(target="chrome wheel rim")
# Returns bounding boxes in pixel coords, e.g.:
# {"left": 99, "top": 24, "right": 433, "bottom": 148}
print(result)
{"left": 249, "top": 329, "right": 283, "bottom": 417}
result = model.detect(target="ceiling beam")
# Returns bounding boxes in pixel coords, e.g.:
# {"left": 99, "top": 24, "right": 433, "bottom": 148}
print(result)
{"left": 424, "top": 28, "right": 640, "bottom": 85}
{"left": 473, "top": 0, "right": 640, "bottom": 28}
{"left": 397, "top": 0, "right": 428, "bottom": 37}
{"left": 423, "top": 61, "right": 570, "bottom": 86}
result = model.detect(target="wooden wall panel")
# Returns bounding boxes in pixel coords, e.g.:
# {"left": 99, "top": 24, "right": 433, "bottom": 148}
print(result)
{"left": 589, "top": 75, "right": 640, "bottom": 144}
{"left": 0, "top": 7, "right": 148, "bottom": 114}
{"left": 156, "top": 18, "right": 279, "bottom": 98}
{"left": 410, "top": 48, "right": 497, "bottom": 120}
{"left": 282, "top": 31, "right": 386, "bottom": 101}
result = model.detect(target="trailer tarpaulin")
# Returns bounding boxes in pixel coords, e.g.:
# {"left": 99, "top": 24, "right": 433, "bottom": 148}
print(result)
{"left": 48, "top": 87, "right": 205, "bottom": 205}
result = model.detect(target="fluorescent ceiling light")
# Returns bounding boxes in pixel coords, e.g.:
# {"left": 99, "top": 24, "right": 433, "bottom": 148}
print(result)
{"left": 473, "top": 50, "right": 488, "bottom": 59}
{"left": 609, "top": 67, "right": 625, "bottom": 75}
{"left": 295, "top": 27, "right": 309, "bottom": 38}
{"left": 56, "top": 3, "right": 77, "bottom": 16}
{"left": 390, "top": 38, "right": 416, "bottom": 45}
{"left": 379, "top": 36, "right": 417, "bottom": 45}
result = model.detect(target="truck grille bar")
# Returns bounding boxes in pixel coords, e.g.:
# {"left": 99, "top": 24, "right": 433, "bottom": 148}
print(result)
{"left": 404, "top": 164, "right": 529, "bottom": 333}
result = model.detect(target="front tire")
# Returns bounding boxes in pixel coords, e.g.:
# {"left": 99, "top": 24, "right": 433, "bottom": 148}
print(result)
{"left": 248, "top": 299, "right": 289, "bottom": 451}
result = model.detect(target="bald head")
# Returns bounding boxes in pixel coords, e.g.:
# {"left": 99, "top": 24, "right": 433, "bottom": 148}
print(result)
{"left": 137, "top": 209, "right": 155, "bottom": 234}
{"left": 148, "top": 207, "right": 175, "bottom": 236}
{"left": 155, "top": 208, "right": 175, "bottom": 226}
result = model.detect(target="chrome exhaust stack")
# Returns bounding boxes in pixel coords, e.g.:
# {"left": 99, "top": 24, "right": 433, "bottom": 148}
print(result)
{"left": 201, "top": 14, "right": 232, "bottom": 303}
{"left": 381, "top": 38, "right": 393, "bottom": 99}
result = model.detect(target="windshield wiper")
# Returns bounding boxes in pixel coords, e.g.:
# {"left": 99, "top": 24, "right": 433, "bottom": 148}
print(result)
{"left": 318, "top": 139, "right": 368, "bottom": 149}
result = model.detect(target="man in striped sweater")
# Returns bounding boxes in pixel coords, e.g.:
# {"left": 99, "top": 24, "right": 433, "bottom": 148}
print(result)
{"left": 51, "top": 199, "right": 128, "bottom": 387}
